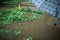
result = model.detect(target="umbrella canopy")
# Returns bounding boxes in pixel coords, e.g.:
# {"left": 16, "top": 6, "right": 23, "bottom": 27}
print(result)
{"left": 30, "top": 0, "right": 60, "bottom": 26}
{"left": 30, "top": 0, "right": 60, "bottom": 18}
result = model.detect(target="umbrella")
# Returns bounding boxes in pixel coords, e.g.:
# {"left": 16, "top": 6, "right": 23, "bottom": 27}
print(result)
{"left": 30, "top": 0, "right": 60, "bottom": 27}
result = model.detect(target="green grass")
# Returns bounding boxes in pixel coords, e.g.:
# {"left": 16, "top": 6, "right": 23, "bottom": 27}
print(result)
{"left": 25, "top": 37, "right": 32, "bottom": 40}
{"left": 0, "top": 7, "right": 44, "bottom": 24}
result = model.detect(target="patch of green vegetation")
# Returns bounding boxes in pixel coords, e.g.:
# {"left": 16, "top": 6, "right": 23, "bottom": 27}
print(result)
{"left": 0, "top": 29, "right": 22, "bottom": 40}
{"left": 14, "top": 30, "right": 21, "bottom": 36}
{"left": 0, "top": 8, "right": 44, "bottom": 24}
{"left": 25, "top": 37, "right": 32, "bottom": 40}
{"left": 0, "top": 29, "right": 21, "bottom": 36}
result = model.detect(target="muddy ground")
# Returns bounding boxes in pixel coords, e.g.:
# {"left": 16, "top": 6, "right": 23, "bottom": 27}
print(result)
{"left": 0, "top": 14, "right": 60, "bottom": 40}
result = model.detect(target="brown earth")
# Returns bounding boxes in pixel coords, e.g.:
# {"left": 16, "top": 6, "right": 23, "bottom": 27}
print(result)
{"left": 0, "top": 13, "right": 60, "bottom": 40}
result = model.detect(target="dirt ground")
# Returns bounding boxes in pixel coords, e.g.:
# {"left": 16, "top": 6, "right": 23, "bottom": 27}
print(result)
{"left": 0, "top": 14, "right": 60, "bottom": 40}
